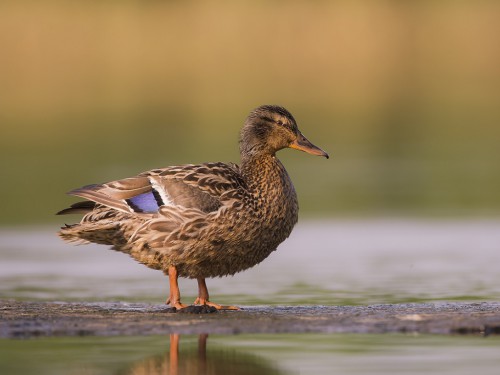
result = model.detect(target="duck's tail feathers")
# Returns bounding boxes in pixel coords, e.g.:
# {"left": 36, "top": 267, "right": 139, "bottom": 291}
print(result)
{"left": 58, "top": 221, "right": 121, "bottom": 246}
{"left": 56, "top": 201, "right": 96, "bottom": 215}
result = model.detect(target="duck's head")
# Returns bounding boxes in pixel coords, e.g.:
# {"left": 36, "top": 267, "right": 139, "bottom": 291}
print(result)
{"left": 240, "top": 105, "right": 329, "bottom": 159}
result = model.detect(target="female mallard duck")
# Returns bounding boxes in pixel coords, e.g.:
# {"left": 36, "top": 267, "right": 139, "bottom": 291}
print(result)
{"left": 58, "top": 105, "right": 328, "bottom": 310}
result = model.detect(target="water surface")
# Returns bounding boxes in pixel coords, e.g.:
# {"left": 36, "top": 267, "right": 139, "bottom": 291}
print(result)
{"left": 1, "top": 220, "right": 500, "bottom": 375}
{"left": 1, "top": 220, "right": 499, "bottom": 305}
{"left": 1, "top": 333, "right": 500, "bottom": 375}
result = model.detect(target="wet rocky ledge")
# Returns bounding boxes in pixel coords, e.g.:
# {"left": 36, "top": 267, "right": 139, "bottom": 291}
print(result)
{"left": 1, "top": 300, "right": 500, "bottom": 338}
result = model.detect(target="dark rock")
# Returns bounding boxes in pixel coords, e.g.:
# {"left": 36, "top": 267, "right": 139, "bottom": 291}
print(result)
{"left": 1, "top": 300, "right": 500, "bottom": 338}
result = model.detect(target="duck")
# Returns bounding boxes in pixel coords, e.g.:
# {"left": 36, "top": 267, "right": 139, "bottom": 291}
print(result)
{"left": 57, "top": 105, "right": 329, "bottom": 310}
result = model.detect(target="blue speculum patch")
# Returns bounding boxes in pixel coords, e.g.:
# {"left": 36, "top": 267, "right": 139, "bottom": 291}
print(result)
{"left": 126, "top": 191, "right": 160, "bottom": 213}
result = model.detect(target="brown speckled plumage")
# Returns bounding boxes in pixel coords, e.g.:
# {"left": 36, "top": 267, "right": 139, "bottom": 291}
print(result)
{"left": 58, "top": 105, "right": 328, "bottom": 309}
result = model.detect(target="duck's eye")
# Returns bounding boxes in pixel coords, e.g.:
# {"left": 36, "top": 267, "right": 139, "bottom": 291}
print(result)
{"left": 276, "top": 120, "right": 283, "bottom": 126}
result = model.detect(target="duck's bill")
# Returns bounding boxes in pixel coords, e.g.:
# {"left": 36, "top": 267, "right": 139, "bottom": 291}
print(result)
{"left": 290, "top": 133, "right": 329, "bottom": 159}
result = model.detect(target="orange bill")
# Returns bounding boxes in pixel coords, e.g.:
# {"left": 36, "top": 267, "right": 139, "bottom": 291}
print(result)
{"left": 289, "top": 132, "right": 329, "bottom": 159}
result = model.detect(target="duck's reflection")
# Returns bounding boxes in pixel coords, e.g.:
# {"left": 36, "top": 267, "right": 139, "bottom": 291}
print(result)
{"left": 121, "top": 334, "right": 286, "bottom": 375}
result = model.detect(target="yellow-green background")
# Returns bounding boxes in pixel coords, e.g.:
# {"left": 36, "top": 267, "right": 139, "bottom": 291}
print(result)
{"left": 1, "top": 1, "right": 499, "bottom": 224}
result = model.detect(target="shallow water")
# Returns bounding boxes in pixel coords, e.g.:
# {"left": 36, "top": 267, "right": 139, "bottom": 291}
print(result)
{"left": 1, "top": 219, "right": 500, "bottom": 374}
{"left": 1, "top": 334, "right": 500, "bottom": 375}
{"left": 1, "top": 220, "right": 500, "bottom": 305}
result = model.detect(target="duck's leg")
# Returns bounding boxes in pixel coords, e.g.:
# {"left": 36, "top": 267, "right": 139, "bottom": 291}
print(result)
{"left": 193, "top": 278, "right": 240, "bottom": 310}
{"left": 166, "top": 265, "right": 188, "bottom": 309}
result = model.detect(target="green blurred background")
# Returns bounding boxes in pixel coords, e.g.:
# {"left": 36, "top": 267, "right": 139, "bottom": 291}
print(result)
{"left": 1, "top": 0, "right": 499, "bottom": 225}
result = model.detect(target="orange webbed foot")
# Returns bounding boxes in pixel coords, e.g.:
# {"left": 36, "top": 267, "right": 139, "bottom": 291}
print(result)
{"left": 166, "top": 298, "right": 189, "bottom": 310}
{"left": 193, "top": 297, "right": 240, "bottom": 310}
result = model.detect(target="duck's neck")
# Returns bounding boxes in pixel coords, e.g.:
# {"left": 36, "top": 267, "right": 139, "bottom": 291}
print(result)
{"left": 241, "top": 152, "right": 277, "bottom": 186}
{"left": 240, "top": 152, "right": 297, "bottom": 203}
{"left": 240, "top": 152, "right": 299, "bottom": 234}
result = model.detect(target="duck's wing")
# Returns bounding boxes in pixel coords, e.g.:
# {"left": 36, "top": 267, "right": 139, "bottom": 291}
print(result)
{"left": 58, "top": 162, "right": 244, "bottom": 215}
